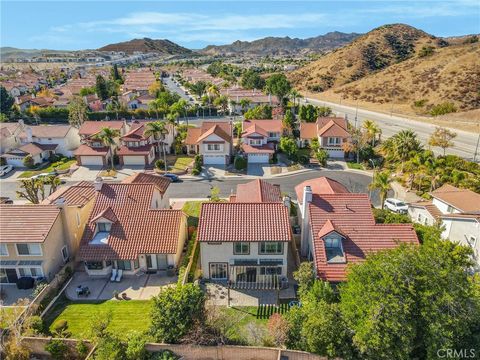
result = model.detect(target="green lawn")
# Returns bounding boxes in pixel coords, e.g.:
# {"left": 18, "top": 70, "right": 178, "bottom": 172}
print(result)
{"left": 170, "top": 156, "right": 193, "bottom": 172}
{"left": 182, "top": 201, "right": 203, "bottom": 227}
{"left": 219, "top": 307, "right": 268, "bottom": 345}
{"left": 44, "top": 297, "right": 153, "bottom": 340}
{"left": 19, "top": 159, "right": 76, "bottom": 178}
{"left": 346, "top": 161, "right": 364, "bottom": 170}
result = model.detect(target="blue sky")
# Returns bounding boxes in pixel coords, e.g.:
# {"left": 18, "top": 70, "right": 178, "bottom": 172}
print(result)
{"left": 1, "top": 1, "right": 479, "bottom": 50}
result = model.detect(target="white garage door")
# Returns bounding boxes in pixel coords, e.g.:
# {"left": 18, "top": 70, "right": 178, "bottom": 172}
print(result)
{"left": 5, "top": 158, "right": 24, "bottom": 167}
{"left": 123, "top": 155, "right": 146, "bottom": 166}
{"left": 81, "top": 156, "right": 104, "bottom": 166}
{"left": 204, "top": 155, "right": 225, "bottom": 165}
{"left": 248, "top": 153, "right": 269, "bottom": 163}
{"left": 326, "top": 149, "right": 344, "bottom": 158}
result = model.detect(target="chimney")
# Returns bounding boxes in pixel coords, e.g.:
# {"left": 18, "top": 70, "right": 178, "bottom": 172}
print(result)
{"left": 300, "top": 186, "right": 313, "bottom": 257}
{"left": 283, "top": 195, "right": 291, "bottom": 213}
{"left": 26, "top": 126, "right": 33, "bottom": 143}
{"left": 54, "top": 197, "right": 66, "bottom": 207}
{"left": 18, "top": 119, "right": 25, "bottom": 129}
{"left": 94, "top": 177, "right": 103, "bottom": 191}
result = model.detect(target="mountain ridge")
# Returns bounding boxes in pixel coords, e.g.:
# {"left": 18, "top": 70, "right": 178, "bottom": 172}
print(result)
{"left": 97, "top": 38, "right": 192, "bottom": 55}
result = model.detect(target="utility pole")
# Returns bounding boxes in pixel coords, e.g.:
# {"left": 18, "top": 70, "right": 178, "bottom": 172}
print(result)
{"left": 474, "top": 133, "right": 480, "bottom": 162}
{"left": 354, "top": 99, "right": 359, "bottom": 129}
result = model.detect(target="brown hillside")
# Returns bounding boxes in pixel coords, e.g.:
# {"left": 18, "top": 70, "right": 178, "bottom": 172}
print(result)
{"left": 98, "top": 38, "right": 191, "bottom": 55}
{"left": 290, "top": 24, "right": 447, "bottom": 92}
{"left": 321, "top": 42, "right": 480, "bottom": 114}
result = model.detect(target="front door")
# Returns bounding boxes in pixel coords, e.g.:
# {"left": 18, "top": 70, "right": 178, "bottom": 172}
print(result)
{"left": 156, "top": 254, "right": 168, "bottom": 270}
{"left": 237, "top": 267, "right": 257, "bottom": 283}
{"left": 6, "top": 268, "right": 18, "bottom": 283}
{"left": 146, "top": 254, "right": 156, "bottom": 270}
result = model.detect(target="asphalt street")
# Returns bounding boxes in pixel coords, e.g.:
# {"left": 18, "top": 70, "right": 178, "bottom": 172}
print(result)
{"left": 161, "top": 76, "right": 194, "bottom": 103}
{"left": 304, "top": 97, "right": 480, "bottom": 161}
{"left": 0, "top": 169, "right": 380, "bottom": 206}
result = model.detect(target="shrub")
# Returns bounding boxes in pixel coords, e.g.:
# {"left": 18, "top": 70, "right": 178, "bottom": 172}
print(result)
{"left": 315, "top": 149, "right": 329, "bottom": 167}
{"left": 191, "top": 168, "right": 200, "bottom": 176}
{"left": 155, "top": 159, "right": 165, "bottom": 170}
{"left": 45, "top": 339, "right": 69, "bottom": 360}
{"left": 267, "top": 313, "right": 289, "bottom": 347}
{"left": 0, "top": 156, "right": 6, "bottom": 166}
{"left": 430, "top": 102, "right": 457, "bottom": 116}
{"left": 413, "top": 99, "right": 427, "bottom": 108}
{"left": 52, "top": 319, "right": 70, "bottom": 337}
{"left": 76, "top": 341, "right": 89, "bottom": 358}
{"left": 126, "top": 331, "right": 148, "bottom": 360}
{"left": 418, "top": 46, "right": 435, "bottom": 57}
{"left": 32, "top": 282, "right": 48, "bottom": 297}
{"left": 23, "top": 154, "right": 34, "bottom": 168}
{"left": 29, "top": 315, "right": 44, "bottom": 335}
{"left": 234, "top": 156, "right": 247, "bottom": 170}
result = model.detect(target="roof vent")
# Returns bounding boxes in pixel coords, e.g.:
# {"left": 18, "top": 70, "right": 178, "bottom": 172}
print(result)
{"left": 94, "top": 177, "right": 103, "bottom": 191}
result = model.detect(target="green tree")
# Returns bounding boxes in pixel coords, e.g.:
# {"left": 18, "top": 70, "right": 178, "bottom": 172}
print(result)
{"left": 368, "top": 171, "right": 392, "bottom": 207}
{"left": 23, "top": 154, "right": 34, "bottom": 168}
{"left": 317, "top": 106, "right": 332, "bottom": 117}
{"left": 239, "top": 99, "right": 251, "bottom": 114}
{"left": 362, "top": 119, "right": 381, "bottom": 146}
{"left": 0, "top": 85, "right": 14, "bottom": 115}
{"left": 244, "top": 105, "right": 272, "bottom": 120}
{"left": 265, "top": 73, "right": 291, "bottom": 106}
{"left": 288, "top": 89, "right": 303, "bottom": 112}
{"left": 293, "top": 262, "right": 316, "bottom": 295}
{"left": 67, "top": 96, "right": 88, "bottom": 129}
{"left": 125, "top": 331, "right": 148, "bottom": 360}
{"left": 95, "top": 75, "right": 109, "bottom": 100}
{"left": 111, "top": 64, "right": 123, "bottom": 83}
{"left": 298, "top": 104, "right": 318, "bottom": 122}
{"left": 314, "top": 148, "right": 329, "bottom": 167}
{"left": 150, "top": 283, "right": 205, "bottom": 343}
{"left": 340, "top": 238, "right": 480, "bottom": 359}
{"left": 144, "top": 121, "right": 169, "bottom": 171}
{"left": 282, "top": 109, "right": 295, "bottom": 132}
{"left": 93, "top": 127, "right": 121, "bottom": 170}
{"left": 79, "top": 87, "right": 96, "bottom": 96}
{"left": 428, "top": 126, "right": 457, "bottom": 155}
{"left": 210, "top": 186, "right": 221, "bottom": 202}
{"left": 279, "top": 136, "right": 298, "bottom": 159}
{"left": 240, "top": 69, "right": 266, "bottom": 90}
{"left": 45, "top": 339, "right": 68, "bottom": 360}
{"left": 213, "top": 95, "right": 229, "bottom": 114}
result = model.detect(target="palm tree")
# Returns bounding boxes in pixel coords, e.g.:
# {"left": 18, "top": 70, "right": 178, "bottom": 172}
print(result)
{"left": 369, "top": 171, "right": 392, "bottom": 208}
{"left": 93, "top": 127, "right": 121, "bottom": 170}
{"left": 289, "top": 89, "right": 303, "bottom": 114}
{"left": 144, "top": 121, "right": 169, "bottom": 171}
{"left": 214, "top": 95, "right": 229, "bottom": 115}
{"left": 149, "top": 99, "right": 162, "bottom": 120}
{"left": 362, "top": 119, "right": 381, "bottom": 146}
{"left": 206, "top": 84, "right": 220, "bottom": 117}
{"left": 239, "top": 99, "right": 251, "bottom": 114}
{"left": 393, "top": 130, "right": 422, "bottom": 172}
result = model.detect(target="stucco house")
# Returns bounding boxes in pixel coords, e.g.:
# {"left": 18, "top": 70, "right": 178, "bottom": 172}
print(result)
{"left": 117, "top": 122, "right": 156, "bottom": 166}
{"left": 74, "top": 120, "right": 128, "bottom": 167}
{"left": 0, "top": 122, "right": 23, "bottom": 155}
{"left": 198, "top": 179, "right": 292, "bottom": 289}
{"left": 299, "top": 117, "right": 350, "bottom": 158}
{"left": 18, "top": 124, "right": 81, "bottom": 157}
{"left": 408, "top": 184, "right": 480, "bottom": 269}
{"left": 0, "top": 204, "right": 89, "bottom": 284}
{"left": 240, "top": 120, "right": 283, "bottom": 163}
{"left": 296, "top": 177, "right": 418, "bottom": 282}
{"left": 1, "top": 142, "right": 58, "bottom": 167}
{"left": 78, "top": 178, "right": 187, "bottom": 277}
{"left": 185, "top": 122, "right": 233, "bottom": 165}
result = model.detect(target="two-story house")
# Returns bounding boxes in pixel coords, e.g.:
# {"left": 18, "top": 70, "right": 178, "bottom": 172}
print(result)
{"left": 408, "top": 184, "right": 480, "bottom": 270}
{"left": 240, "top": 120, "right": 283, "bottom": 163}
{"left": 296, "top": 177, "right": 418, "bottom": 282}
{"left": 299, "top": 117, "right": 350, "bottom": 158}
{"left": 185, "top": 122, "right": 232, "bottom": 165}
{"left": 0, "top": 122, "right": 23, "bottom": 155}
{"left": 117, "top": 122, "right": 156, "bottom": 166}
{"left": 74, "top": 121, "right": 128, "bottom": 167}
{"left": 18, "top": 124, "right": 81, "bottom": 157}
{"left": 78, "top": 177, "right": 187, "bottom": 277}
{"left": 198, "top": 179, "right": 292, "bottom": 289}
{"left": 0, "top": 204, "right": 88, "bottom": 284}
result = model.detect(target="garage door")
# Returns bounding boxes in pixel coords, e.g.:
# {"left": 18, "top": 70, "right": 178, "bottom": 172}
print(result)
{"left": 81, "top": 156, "right": 104, "bottom": 166}
{"left": 326, "top": 149, "right": 344, "bottom": 158}
{"left": 248, "top": 154, "right": 269, "bottom": 163}
{"left": 204, "top": 155, "right": 225, "bottom": 165}
{"left": 123, "top": 155, "right": 146, "bottom": 166}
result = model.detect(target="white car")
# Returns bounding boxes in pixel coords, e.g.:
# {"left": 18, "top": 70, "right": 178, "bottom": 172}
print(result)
{"left": 30, "top": 173, "right": 51, "bottom": 180}
{"left": 384, "top": 198, "right": 408, "bottom": 214}
{"left": 0, "top": 165, "right": 13, "bottom": 177}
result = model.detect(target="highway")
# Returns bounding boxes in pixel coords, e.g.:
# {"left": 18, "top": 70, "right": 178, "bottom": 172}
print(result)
{"left": 304, "top": 97, "right": 480, "bottom": 161}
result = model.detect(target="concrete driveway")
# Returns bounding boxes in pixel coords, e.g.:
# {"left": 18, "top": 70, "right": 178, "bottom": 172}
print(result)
{"left": 203, "top": 165, "right": 225, "bottom": 178}
{"left": 247, "top": 164, "right": 269, "bottom": 176}
{"left": 68, "top": 166, "right": 102, "bottom": 181}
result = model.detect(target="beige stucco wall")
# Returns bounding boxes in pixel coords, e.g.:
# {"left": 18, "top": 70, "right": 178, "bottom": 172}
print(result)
{"left": 408, "top": 206, "right": 436, "bottom": 226}
{"left": 200, "top": 241, "right": 288, "bottom": 281}
{"left": 60, "top": 200, "right": 95, "bottom": 259}
{"left": 442, "top": 218, "right": 479, "bottom": 269}
{"left": 199, "top": 134, "right": 231, "bottom": 157}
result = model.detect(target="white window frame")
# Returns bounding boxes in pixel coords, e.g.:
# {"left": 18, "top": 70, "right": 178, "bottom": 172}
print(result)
{"left": 16, "top": 243, "right": 42, "bottom": 256}
{"left": 209, "top": 263, "right": 228, "bottom": 280}
{"left": 327, "top": 137, "right": 341, "bottom": 146}
{"left": 61, "top": 246, "right": 69, "bottom": 262}
{"left": 0, "top": 243, "right": 8, "bottom": 256}
{"left": 18, "top": 267, "right": 44, "bottom": 278}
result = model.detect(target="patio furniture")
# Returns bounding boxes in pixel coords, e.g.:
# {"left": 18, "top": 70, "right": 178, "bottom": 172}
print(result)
{"left": 76, "top": 285, "right": 90, "bottom": 297}
{"left": 110, "top": 269, "right": 117, "bottom": 282}
{"left": 115, "top": 269, "right": 123, "bottom": 282}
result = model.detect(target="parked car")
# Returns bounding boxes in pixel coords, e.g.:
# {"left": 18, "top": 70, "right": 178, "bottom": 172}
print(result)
{"left": 0, "top": 197, "right": 14, "bottom": 204}
{"left": 162, "top": 173, "right": 179, "bottom": 182}
{"left": 384, "top": 198, "right": 408, "bottom": 213}
{"left": 0, "top": 165, "right": 13, "bottom": 176}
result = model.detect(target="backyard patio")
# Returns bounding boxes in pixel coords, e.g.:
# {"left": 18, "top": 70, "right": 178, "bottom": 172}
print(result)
{"left": 65, "top": 271, "right": 177, "bottom": 301}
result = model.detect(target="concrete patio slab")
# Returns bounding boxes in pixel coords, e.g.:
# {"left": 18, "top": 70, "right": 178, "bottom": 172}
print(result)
{"left": 0, "top": 284, "right": 34, "bottom": 306}
{"left": 205, "top": 283, "right": 296, "bottom": 306}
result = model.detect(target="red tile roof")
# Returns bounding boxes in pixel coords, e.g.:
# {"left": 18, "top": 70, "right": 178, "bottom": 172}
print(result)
{"left": 185, "top": 128, "right": 202, "bottom": 145}
{"left": 41, "top": 181, "right": 96, "bottom": 207}
{"left": 197, "top": 124, "right": 231, "bottom": 143}
{"left": 234, "top": 179, "right": 282, "bottom": 203}
{"left": 185, "top": 122, "right": 232, "bottom": 145}
{"left": 78, "top": 121, "right": 125, "bottom": 137}
{"left": 117, "top": 144, "right": 153, "bottom": 156}
{"left": 241, "top": 142, "right": 275, "bottom": 154}
{"left": 295, "top": 177, "right": 349, "bottom": 204}
{"left": 79, "top": 183, "right": 185, "bottom": 260}
{"left": 17, "top": 142, "right": 58, "bottom": 156}
{"left": 197, "top": 202, "right": 291, "bottom": 242}
{"left": 243, "top": 120, "right": 283, "bottom": 134}
{"left": 300, "top": 117, "right": 349, "bottom": 140}
{"left": 299, "top": 122, "right": 317, "bottom": 139}
{"left": 122, "top": 172, "right": 171, "bottom": 194}
{"left": 121, "top": 123, "right": 150, "bottom": 141}
{"left": 409, "top": 201, "right": 443, "bottom": 220}
{"left": 0, "top": 205, "right": 61, "bottom": 243}
{"left": 74, "top": 144, "right": 109, "bottom": 156}
{"left": 90, "top": 207, "right": 118, "bottom": 224}
{"left": 317, "top": 120, "right": 350, "bottom": 138}
{"left": 308, "top": 194, "right": 419, "bottom": 281}
{"left": 430, "top": 184, "right": 480, "bottom": 212}
{"left": 242, "top": 123, "right": 268, "bottom": 137}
